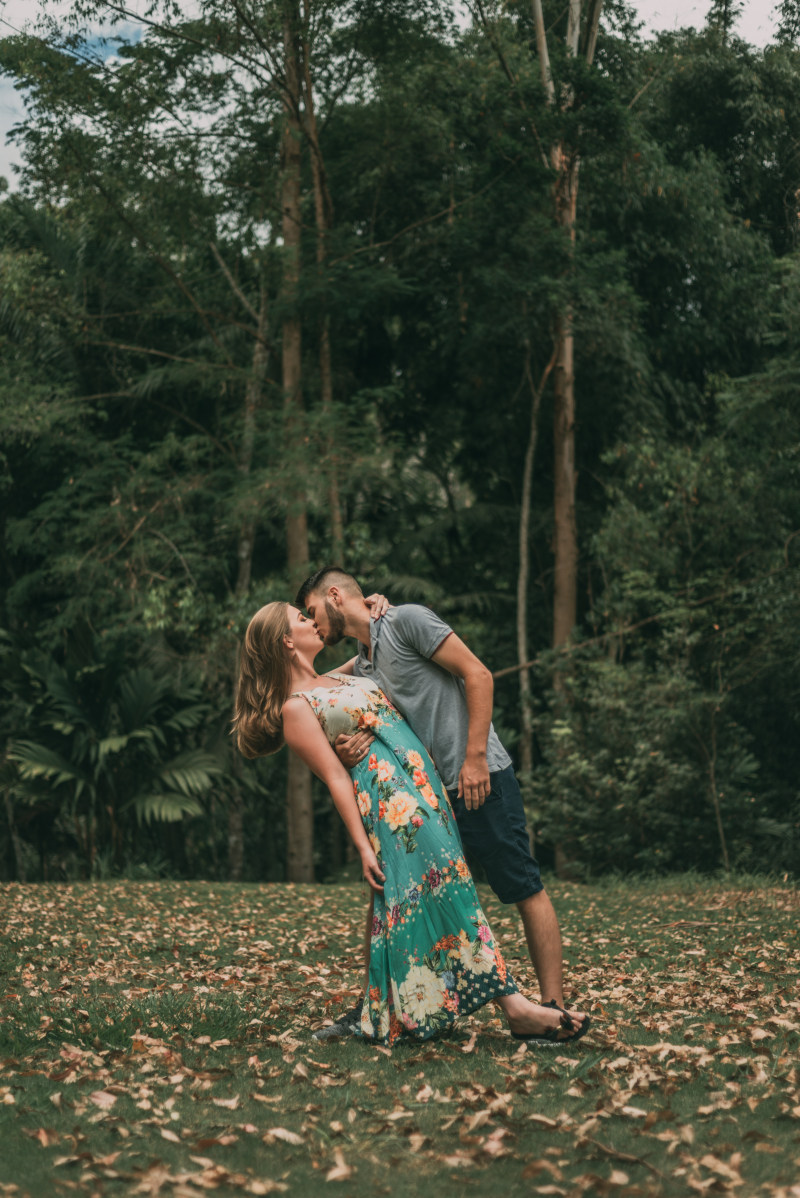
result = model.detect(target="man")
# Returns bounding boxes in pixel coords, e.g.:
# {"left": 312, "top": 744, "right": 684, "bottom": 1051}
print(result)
{"left": 296, "top": 566, "right": 588, "bottom": 1042}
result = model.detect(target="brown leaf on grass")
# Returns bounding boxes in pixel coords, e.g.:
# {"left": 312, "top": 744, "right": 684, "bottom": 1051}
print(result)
{"left": 95, "top": 1150, "right": 122, "bottom": 1169}
{"left": 160, "top": 1128, "right": 181, "bottom": 1143}
{"left": 440, "top": 1151, "right": 475, "bottom": 1168}
{"left": 211, "top": 1094, "right": 240, "bottom": 1109}
{"left": 134, "top": 1163, "right": 175, "bottom": 1194}
{"left": 699, "top": 1152, "right": 744, "bottom": 1182}
{"left": 480, "top": 1128, "right": 510, "bottom": 1157}
{"left": 263, "top": 1128, "right": 304, "bottom": 1146}
{"left": 460, "top": 1030, "right": 478, "bottom": 1054}
{"left": 89, "top": 1089, "right": 117, "bottom": 1109}
{"left": 527, "top": 1113, "right": 558, "bottom": 1128}
{"left": 464, "top": 1109, "right": 491, "bottom": 1133}
{"left": 325, "top": 1149, "right": 354, "bottom": 1181}
{"left": 22, "top": 1127, "right": 59, "bottom": 1147}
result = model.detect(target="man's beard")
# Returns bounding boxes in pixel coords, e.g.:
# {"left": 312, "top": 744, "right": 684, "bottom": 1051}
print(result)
{"left": 324, "top": 599, "right": 346, "bottom": 645}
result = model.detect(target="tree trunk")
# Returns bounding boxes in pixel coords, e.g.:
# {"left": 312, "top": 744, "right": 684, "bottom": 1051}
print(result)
{"left": 551, "top": 155, "right": 580, "bottom": 652}
{"left": 287, "top": 752, "right": 315, "bottom": 882}
{"left": 228, "top": 279, "right": 272, "bottom": 881}
{"left": 525, "top": 1, "right": 604, "bottom": 874}
{"left": 301, "top": 19, "right": 344, "bottom": 562}
{"left": 706, "top": 707, "right": 730, "bottom": 872}
{"left": 3, "top": 790, "right": 26, "bottom": 882}
{"left": 319, "top": 312, "right": 344, "bottom": 561}
{"left": 550, "top": 158, "right": 580, "bottom": 880}
{"left": 227, "top": 788, "right": 245, "bottom": 881}
{"left": 235, "top": 278, "right": 271, "bottom": 597}
{"left": 516, "top": 338, "right": 556, "bottom": 783}
{"left": 282, "top": 3, "right": 314, "bottom": 882}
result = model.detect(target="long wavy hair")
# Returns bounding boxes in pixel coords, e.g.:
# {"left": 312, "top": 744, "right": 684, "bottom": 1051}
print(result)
{"left": 233, "top": 601, "right": 292, "bottom": 758}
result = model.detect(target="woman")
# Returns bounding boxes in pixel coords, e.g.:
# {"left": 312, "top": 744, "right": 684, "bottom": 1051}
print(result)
{"left": 234, "top": 601, "right": 579, "bottom": 1046}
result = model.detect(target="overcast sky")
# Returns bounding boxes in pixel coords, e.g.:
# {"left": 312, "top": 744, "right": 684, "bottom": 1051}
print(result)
{"left": 0, "top": 0, "right": 782, "bottom": 188}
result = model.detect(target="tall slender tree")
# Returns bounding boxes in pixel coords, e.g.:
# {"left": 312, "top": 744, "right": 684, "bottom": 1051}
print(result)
{"left": 529, "top": 0, "right": 603, "bottom": 652}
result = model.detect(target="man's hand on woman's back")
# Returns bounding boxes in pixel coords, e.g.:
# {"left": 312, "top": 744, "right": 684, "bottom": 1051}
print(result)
{"left": 334, "top": 730, "right": 375, "bottom": 770}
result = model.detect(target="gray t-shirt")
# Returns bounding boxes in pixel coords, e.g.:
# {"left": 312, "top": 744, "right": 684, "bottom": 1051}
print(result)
{"left": 352, "top": 604, "right": 512, "bottom": 790}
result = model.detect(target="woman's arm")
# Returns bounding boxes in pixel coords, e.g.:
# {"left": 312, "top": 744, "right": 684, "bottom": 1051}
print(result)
{"left": 319, "top": 595, "right": 390, "bottom": 678}
{"left": 282, "top": 697, "right": 385, "bottom": 893}
{"left": 323, "top": 656, "right": 357, "bottom": 677}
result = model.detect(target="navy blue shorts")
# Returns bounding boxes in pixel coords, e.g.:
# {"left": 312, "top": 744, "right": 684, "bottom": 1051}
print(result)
{"left": 447, "top": 765, "right": 544, "bottom": 905}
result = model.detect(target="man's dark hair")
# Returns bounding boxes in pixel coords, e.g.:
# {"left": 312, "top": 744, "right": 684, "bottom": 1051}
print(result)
{"left": 295, "top": 566, "right": 363, "bottom": 609}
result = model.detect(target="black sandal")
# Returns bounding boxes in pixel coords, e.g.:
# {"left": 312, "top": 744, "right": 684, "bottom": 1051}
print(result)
{"left": 511, "top": 1010, "right": 576, "bottom": 1046}
{"left": 542, "top": 999, "right": 591, "bottom": 1042}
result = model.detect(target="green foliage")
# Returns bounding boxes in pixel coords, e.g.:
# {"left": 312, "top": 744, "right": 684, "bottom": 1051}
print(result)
{"left": 1, "top": 4, "right": 799, "bottom": 880}
{"left": 531, "top": 650, "right": 771, "bottom": 877}
{"left": 533, "top": 255, "right": 800, "bottom": 877}
{"left": 4, "top": 634, "right": 224, "bottom": 877}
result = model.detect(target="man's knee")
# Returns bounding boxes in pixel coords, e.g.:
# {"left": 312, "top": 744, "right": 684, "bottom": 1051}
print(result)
{"left": 516, "top": 887, "right": 550, "bottom": 914}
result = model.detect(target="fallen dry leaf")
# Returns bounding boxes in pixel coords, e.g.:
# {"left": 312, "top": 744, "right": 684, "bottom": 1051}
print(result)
{"left": 264, "top": 1128, "right": 304, "bottom": 1146}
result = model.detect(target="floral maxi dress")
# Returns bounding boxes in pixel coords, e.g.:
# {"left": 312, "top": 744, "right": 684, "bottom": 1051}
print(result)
{"left": 293, "top": 673, "right": 517, "bottom": 1045}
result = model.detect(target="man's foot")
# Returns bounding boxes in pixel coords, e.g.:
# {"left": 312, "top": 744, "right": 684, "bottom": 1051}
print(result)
{"left": 506, "top": 1000, "right": 588, "bottom": 1047}
{"left": 311, "top": 999, "right": 363, "bottom": 1042}
{"left": 542, "top": 999, "right": 591, "bottom": 1039}
{"left": 510, "top": 1014, "right": 575, "bottom": 1046}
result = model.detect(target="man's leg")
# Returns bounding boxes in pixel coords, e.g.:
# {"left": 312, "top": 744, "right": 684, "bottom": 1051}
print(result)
{"left": 516, "top": 888, "right": 564, "bottom": 1006}
{"left": 450, "top": 766, "right": 586, "bottom": 1026}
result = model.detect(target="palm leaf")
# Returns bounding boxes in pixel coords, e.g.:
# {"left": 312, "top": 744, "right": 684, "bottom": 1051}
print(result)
{"left": 9, "top": 740, "right": 91, "bottom": 794}
{"left": 128, "top": 792, "right": 205, "bottom": 825}
{"left": 96, "top": 731, "right": 155, "bottom": 764}
{"left": 156, "top": 750, "right": 223, "bottom": 796}
{"left": 163, "top": 704, "right": 209, "bottom": 733}
{"left": 117, "top": 669, "right": 169, "bottom": 732}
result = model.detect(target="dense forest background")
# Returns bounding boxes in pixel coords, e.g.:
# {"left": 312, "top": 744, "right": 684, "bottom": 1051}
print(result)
{"left": 1, "top": 0, "right": 799, "bottom": 885}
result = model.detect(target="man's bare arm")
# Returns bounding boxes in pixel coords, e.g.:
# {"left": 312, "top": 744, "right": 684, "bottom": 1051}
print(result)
{"left": 430, "top": 633, "right": 493, "bottom": 811}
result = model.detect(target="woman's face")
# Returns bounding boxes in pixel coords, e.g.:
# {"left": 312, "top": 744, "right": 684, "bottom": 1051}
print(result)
{"left": 285, "top": 605, "right": 324, "bottom": 659}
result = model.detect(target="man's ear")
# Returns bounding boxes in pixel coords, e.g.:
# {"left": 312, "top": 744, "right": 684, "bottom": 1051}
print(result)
{"left": 327, "top": 585, "right": 342, "bottom": 607}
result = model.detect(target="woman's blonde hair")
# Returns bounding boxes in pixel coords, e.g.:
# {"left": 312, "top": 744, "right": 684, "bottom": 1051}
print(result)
{"left": 233, "top": 601, "right": 292, "bottom": 757}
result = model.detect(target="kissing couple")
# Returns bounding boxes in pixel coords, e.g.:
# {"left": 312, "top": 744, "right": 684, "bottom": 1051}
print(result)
{"left": 234, "top": 567, "right": 590, "bottom": 1048}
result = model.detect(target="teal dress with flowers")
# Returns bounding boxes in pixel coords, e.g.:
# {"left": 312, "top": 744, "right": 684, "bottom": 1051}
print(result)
{"left": 293, "top": 673, "right": 517, "bottom": 1045}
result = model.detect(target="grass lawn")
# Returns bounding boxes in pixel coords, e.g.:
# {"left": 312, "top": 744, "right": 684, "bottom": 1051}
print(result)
{"left": 0, "top": 877, "right": 798, "bottom": 1197}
